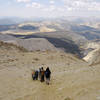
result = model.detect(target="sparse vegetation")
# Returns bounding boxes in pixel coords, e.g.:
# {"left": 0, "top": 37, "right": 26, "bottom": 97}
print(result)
{"left": 0, "top": 45, "right": 100, "bottom": 100}
{"left": 64, "top": 97, "right": 72, "bottom": 100}
{"left": 0, "top": 41, "right": 28, "bottom": 52}
{"left": 33, "top": 58, "right": 39, "bottom": 61}
{"left": 89, "top": 61, "right": 100, "bottom": 66}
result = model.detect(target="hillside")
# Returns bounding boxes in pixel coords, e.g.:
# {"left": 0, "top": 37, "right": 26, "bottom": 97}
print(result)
{"left": 16, "top": 38, "right": 58, "bottom": 51}
{"left": 83, "top": 48, "right": 100, "bottom": 65}
{"left": 0, "top": 41, "right": 27, "bottom": 52}
{"left": 82, "top": 40, "right": 100, "bottom": 65}
{"left": 0, "top": 43, "right": 100, "bottom": 100}
{"left": 0, "top": 20, "right": 100, "bottom": 64}
{"left": 0, "top": 34, "right": 57, "bottom": 52}
{"left": 0, "top": 33, "right": 82, "bottom": 56}
{"left": 1, "top": 20, "right": 100, "bottom": 41}
{"left": 0, "top": 34, "right": 18, "bottom": 41}
{"left": 0, "top": 19, "right": 100, "bottom": 100}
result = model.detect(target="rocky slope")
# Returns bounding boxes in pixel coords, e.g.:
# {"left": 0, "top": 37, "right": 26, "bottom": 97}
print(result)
{"left": 0, "top": 33, "right": 82, "bottom": 56}
{"left": 0, "top": 34, "right": 57, "bottom": 52}
{"left": 83, "top": 41, "right": 100, "bottom": 65}
{"left": 83, "top": 48, "right": 100, "bottom": 65}
{"left": 0, "top": 41, "right": 27, "bottom": 52}
{"left": 1, "top": 20, "right": 100, "bottom": 65}
{"left": 0, "top": 43, "right": 100, "bottom": 100}
{"left": 16, "top": 38, "right": 58, "bottom": 51}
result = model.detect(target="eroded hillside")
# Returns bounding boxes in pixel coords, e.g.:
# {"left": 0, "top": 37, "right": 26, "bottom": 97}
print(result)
{"left": 0, "top": 42, "right": 100, "bottom": 100}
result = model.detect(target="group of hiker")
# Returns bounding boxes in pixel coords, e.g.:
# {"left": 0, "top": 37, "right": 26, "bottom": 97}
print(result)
{"left": 32, "top": 67, "right": 51, "bottom": 85}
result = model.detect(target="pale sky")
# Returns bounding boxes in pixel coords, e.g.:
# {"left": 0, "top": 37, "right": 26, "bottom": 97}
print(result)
{"left": 0, "top": 0, "right": 100, "bottom": 18}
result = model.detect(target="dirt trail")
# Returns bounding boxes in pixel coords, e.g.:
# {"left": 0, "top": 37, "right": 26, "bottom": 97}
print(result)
{"left": 0, "top": 51, "right": 100, "bottom": 100}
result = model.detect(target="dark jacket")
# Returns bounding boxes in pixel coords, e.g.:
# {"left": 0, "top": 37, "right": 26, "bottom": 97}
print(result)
{"left": 45, "top": 68, "right": 51, "bottom": 78}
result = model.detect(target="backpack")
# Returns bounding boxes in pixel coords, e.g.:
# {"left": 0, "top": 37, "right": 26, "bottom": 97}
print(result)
{"left": 41, "top": 70, "right": 45, "bottom": 76}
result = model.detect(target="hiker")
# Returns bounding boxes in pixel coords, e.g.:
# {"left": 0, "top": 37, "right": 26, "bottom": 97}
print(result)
{"left": 35, "top": 70, "right": 38, "bottom": 80}
{"left": 38, "top": 68, "right": 41, "bottom": 80}
{"left": 32, "top": 70, "right": 36, "bottom": 80}
{"left": 40, "top": 67, "right": 45, "bottom": 82}
{"left": 45, "top": 67, "right": 51, "bottom": 85}
{"left": 32, "top": 70, "right": 38, "bottom": 80}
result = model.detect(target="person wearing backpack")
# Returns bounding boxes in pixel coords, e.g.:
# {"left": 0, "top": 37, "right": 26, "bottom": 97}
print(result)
{"left": 45, "top": 67, "right": 51, "bottom": 85}
{"left": 35, "top": 70, "right": 38, "bottom": 80}
{"left": 38, "top": 68, "right": 41, "bottom": 80}
{"left": 32, "top": 70, "right": 38, "bottom": 80}
{"left": 32, "top": 70, "right": 36, "bottom": 80}
{"left": 40, "top": 67, "right": 45, "bottom": 82}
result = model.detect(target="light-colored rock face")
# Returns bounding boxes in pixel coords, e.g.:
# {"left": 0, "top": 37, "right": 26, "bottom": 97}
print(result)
{"left": 18, "top": 22, "right": 40, "bottom": 27}
{"left": 85, "top": 42, "right": 100, "bottom": 49}
{"left": 39, "top": 26, "right": 56, "bottom": 32}
{"left": 83, "top": 41, "right": 100, "bottom": 65}
{"left": 83, "top": 48, "right": 100, "bottom": 65}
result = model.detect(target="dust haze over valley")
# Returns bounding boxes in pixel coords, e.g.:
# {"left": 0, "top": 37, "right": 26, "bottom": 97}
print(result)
{"left": 0, "top": 16, "right": 100, "bottom": 100}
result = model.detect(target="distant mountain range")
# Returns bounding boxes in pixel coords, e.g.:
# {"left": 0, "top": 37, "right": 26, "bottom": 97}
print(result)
{"left": 0, "top": 17, "right": 100, "bottom": 64}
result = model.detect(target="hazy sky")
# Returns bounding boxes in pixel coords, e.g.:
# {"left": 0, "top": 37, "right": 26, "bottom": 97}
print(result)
{"left": 0, "top": 0, "right": 100, "bottom": 18}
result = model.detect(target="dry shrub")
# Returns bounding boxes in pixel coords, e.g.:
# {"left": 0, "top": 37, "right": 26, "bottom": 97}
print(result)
{"left": 34, "top": 58, "right": 39, "bottom": 61}
{"left": 64, "top": 97, "right": 72, "bottom": 100}
{"left": 89, "top": 61, "right": 100, "bottom": 66}
{"left": 0, "top": 41, "right": 28, "bottom": 52}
